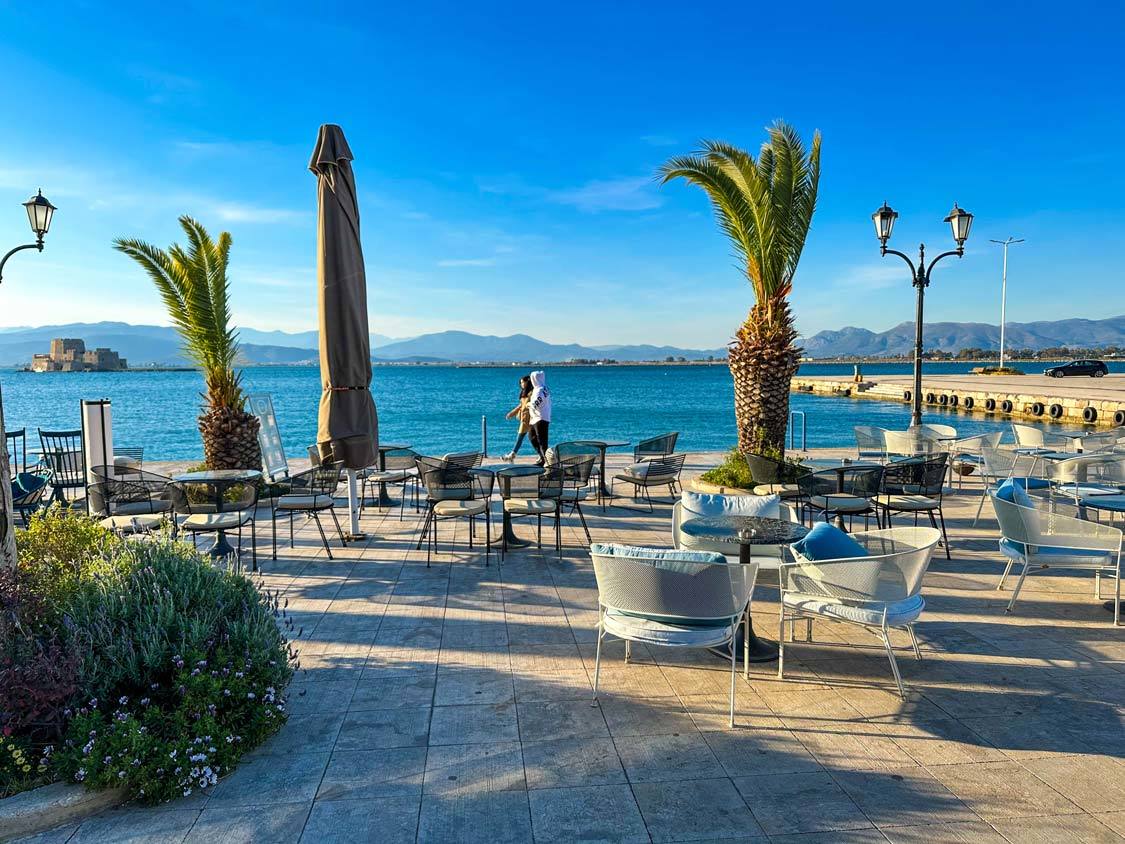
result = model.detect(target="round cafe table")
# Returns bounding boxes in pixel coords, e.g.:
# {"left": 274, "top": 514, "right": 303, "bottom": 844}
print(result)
{"left": 678, "top": 515, "right": 810, "bottom": 662}
{"left": 473, "top": 464, "right": 543, "bottom": 547}
{"left": 798, "top": 458, "right": 882, "bottom": 531}
{"left": 172, "top": 469, "right": 261, "bottom": 559}
{"left": 371, "top": 442, "right": 411, "bottom": 507}
{"left": 582, "top": 440, "right": 630, "bottom": 499}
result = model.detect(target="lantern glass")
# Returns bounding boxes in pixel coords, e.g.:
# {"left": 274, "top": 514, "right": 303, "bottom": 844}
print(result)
{"left": 944, "top": 203, "right": 973, "bottom": 246}
{"left": 871, "top": 202, "right": 898, "bottom": 242}
{"left": 23, "top": 190, "right": 56, "bottom": 238}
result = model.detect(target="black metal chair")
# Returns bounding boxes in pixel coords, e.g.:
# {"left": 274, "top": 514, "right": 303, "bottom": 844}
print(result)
{"left": 271, "top": 463, "right": 346, "bottom": 560}
{"left": 5, "top": 428, "right": 28, "bottom": 474}
{"left": 634, "top": 433, "right": 679, "bottom": 462}
{"left": 88, "top": 465, "right": 175, "bottom": 535}
{"left": 796, "top": 466, "right": 883, "bottom": 530}
{"left": 361, "top": 447, "right": 422, "bottom": 519}
{"left": 498, "top": 465, "right": 564, "bottom": 558}
{"left": 612, "top": 453, "right": 687, "bottom": 512}
{"left": 743, "top": 452, "right": 807, "bottom": 499}
{"left": 38, "top": 429, "right": 85, "bottom": 505}
{"left": 113, "top": 447, "right": 144, "bottom": 473}
{"left": 874, "top": 454, "right": 952, "bottom": 559}
{"left": 556, "top": 441, "right": 605, "bottom": 509}
{"left": 557, "top": 453, "right": 597, "bottom": 543}
{"left": 170, "top": 477, "right": 260, "bottom": 570}
{"left": 11, "top": 471, "right": 50, "bottom": 525}
{"left": 415, "top": 457, "right": 493, "bottom": 567}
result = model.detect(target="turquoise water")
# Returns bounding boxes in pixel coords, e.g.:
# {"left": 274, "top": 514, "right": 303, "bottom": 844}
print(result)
{"left": 1, "top": 361, "right": 1118, "bottom": 461}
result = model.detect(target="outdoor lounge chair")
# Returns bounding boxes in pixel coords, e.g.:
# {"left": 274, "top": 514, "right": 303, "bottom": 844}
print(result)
{"left": 612, "top": 453, "right": 686, "bottom": 512}
{"left": 990, "top": 482, "right": 1122, "bottom": 625}
{"left": 779, "top": 524, "right": 941, "bottom": 697}
{"left": 633, "top": 433, "right": 679, "bottom": 462}
{"left": 590, "top": 543, "right": 758, "bottom": 728}
{"left": 873, "top": 454, "right": 951, "bottom": 558}
{"left": 271, "top": 463, "right": 346, "bottom": 561}
{"left": 415, "top": 456, "right": 493, "bottom": 566}
{"left": 88, "top": 465, "right": 175, "bottom": 535}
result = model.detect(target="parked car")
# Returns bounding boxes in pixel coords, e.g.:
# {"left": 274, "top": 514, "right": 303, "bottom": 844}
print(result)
{"left": 1043, "top": 359, "right": 1109, "bottom": 378}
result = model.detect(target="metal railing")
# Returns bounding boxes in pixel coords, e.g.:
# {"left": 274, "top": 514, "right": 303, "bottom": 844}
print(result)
{"left": 788, "top": 410, "right": 808, "bottom": 452}
{"left": 481, "top": 415, "right": 488, "bottom": 457}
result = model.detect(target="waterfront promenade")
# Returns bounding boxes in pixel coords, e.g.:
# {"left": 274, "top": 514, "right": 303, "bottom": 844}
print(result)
{"left": 15, "top": 450, "right": 1125, "bottom": 843}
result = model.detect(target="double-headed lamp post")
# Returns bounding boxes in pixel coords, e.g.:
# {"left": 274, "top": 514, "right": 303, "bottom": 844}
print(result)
{"left": 872, "top": 202, "right": 974, "bottom": 427}
{"left": 0, "top": 189, "right": 57, "bottom": 284}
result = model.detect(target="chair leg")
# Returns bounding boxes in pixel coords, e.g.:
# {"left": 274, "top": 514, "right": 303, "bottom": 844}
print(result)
{"left": 880, "top": 627, "right": 906, "bottom": 698}
{"left": 311, "top": 512, "right": 332, "bottom": 559}
{"left": 484, "top": 508, "right": 491, "bottom": 567}
{"left": 250, "top": 517, "right": 257, "bottom": 572}
{"left": 575, "top": 501, "right": 591, "bottom": 543}
{"left": 743, "top": 612, "right": 749, "bottom": 680}
{"left": 328, "top": 507, "right": 347, "bottom": 547}
{"left": 624, "top": 640, "right": 631, "bottom": 664}
{"left": 1006, "top": 559, "right": 1032, "bottom": 612}
{"left": 997, "top": 558, "right": 1015, "bottom": 590}
{"left": 777, "top": 609, "right": 786, "bottom": 680}
{"left": 591, "top": 613, "right": 604, "bottom": 706}
{"left": 972, "top": 488, "right": 991, "bottom": 527}
{"left": 271, "top": 506, "right": 278, "bottom": 560}
{"left": 908, "top": 625, "right": 922, "bottom": 660}
{"left": 729, "top": 632, "right": 737, "bottom": 729}
{"left": 936, "top": 507, "right": 951, "bottom": 560}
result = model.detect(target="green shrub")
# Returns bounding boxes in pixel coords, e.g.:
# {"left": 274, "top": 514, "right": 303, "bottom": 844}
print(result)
{"left": 0, "top": 732, "right": 51, "bottom": 799}
{"left": 16, "top": 506, "right": 126, "bottom": 610}
{"left": 698, "top": 449, "right": 755, "bottom": 489}
{"left": 52, "top": 539, "right": 293, "bottom": 802}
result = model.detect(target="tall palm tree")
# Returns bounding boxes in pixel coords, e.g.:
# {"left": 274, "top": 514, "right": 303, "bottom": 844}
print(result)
{"left": 660, "top": 122, "right": 821, "bottom": 456}
{"left": 114, "top": 216, "right": 261, "bottom": 470}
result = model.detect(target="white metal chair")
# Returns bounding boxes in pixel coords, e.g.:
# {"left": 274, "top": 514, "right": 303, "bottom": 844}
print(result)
{"left": 1011, "top": 423, "right": 1068, "bottom": 454}
{"left": 990, "top": 489, "right": 1122, "bottom": 625}
{"left": 778, "top": 526, "right": 941, "bottom": 697}
{"left": 884, "top": 430, "right": 942, "bottom": 460}
{"left": 912, "top": 423, "right": 957, "bottom": 440}
{"left": 973, "top": 446, "right": 1050, "bottom": 526}
{"left": 854, "top": 426, "right": 889, "bottom": 462}
{"left": 590, "top": 543, "right": 758, "bottom": 728}
{"left": 1045, "top": 454, "right": 1125, "bottom": 506}
{"left": 948, "top": 431, "right": 1003, "bottom": 488}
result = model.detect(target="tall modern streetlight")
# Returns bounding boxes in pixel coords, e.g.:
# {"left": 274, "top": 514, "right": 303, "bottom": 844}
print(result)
{"left": 989, "top": 237, "right": 1023, "bottom": 370}
{"left": 0, "top": 189, "right": 57, "bottom": 284}
{"left": 872, "top": 201, "right": 974, "bottom": 427}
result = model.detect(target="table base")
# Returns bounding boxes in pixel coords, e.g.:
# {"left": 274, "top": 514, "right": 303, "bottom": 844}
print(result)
{"left": 709, "top": 620, "right": 779, "bottom": 663}
{"left": 203, "top": 530, "right": 238, "bottom": 560}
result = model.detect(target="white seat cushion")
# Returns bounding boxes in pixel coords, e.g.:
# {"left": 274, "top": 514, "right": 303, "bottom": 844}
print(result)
{"left": 809, "top": 494, "right": 871, "bottom": 512}
{"left": 100, "top": 513, "right": 165, "bottom": 532}
{"left": 753, "top": 483, "right": 800, "bottom": 498}
{"left": 602, "top": 609, "right": 737, "bottom": 647}
{"left": 113, "top": 499, "right": 174, "bottom": 515}
{"left": 783, "top": 593, "right": 925, "bottom": 627}
{"left": 681, "top": 491, "right": 780, "bottom": 520}
{"left": 504, "top": 498, "right": 556, "bottom": 515}
{"left": 874, "top": 494, "right": 937, "bottom": 511}
{"left": 363, "top": 468, "right": 412, "bottom": 482}
{"left": 561, "top": 488, "right": 590, "bottom": 501}
{"left": 276, "top": 494, "right": 336, "bottom": 510}
{"left": 434, "top": 499, "right": 487, "bottom": 517}
{"left": 182, "top": 512, "right": 251, "bottom": 531}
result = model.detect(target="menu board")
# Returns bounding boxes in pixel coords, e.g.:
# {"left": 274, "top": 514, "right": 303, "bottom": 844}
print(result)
{"left": 247, "top": 394, "right": 287, "bottom": 481}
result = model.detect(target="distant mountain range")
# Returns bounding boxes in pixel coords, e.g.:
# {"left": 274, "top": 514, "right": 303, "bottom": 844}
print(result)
{"left": 1, "top": 316, "right": 1121, "bottom": 368}
{"left": 0, "top": 322, "right": 724, "bottom": 367}
{"left": 800, "top": 316, "right": 1125, "bottom": 358}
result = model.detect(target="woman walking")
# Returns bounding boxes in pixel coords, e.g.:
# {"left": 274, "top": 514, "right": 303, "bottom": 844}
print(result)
{"left": 527, "top": 370, "right": 552, "bottom": 465}
{"left": 503, "top": 376, "right": 533, "bottom": 461}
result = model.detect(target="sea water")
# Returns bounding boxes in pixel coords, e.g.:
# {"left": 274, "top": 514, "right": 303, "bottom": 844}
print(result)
{"left": 1, "top": 361, "right": 1117, "bottom": 461}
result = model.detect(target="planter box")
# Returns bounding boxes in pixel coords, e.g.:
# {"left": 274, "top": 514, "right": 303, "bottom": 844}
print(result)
{"left": 0, "top": 781, "right": 126, "bottom": 842}
{"left": 687, "top": 479, "right": 756, "bottom": 496}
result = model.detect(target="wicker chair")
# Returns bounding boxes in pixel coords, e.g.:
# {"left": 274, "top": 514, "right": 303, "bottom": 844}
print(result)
{"left": 414, "top": 457, "right": 494, "bottom": 567}
{"left": 634, "top": 433, "right": 679, "bottom": 462}
{"left": 779, "top": 526, "right": 941, "bottom": 697}
{"left": 873, "top": 454, "right": 951, "bottom": 558}
{"left": 612, "top": 454, "right": 686, "bottom": 512}
{"left": 991, "top": 488, "right": 1122, "bottom": 625}
{"left": 590, "top": 543, "right": 758, "bottom": 728}
{"left": 88, "top": 465, "right": 175, "bottom": 535}
{"left": 270, "top": 463, "right": 346, "bottom": 560}
{"left": 795, "top": 466, "right": 883, "bottom": 530}
{"left": 38, "top": 429, "right": 85, "bottom": 504}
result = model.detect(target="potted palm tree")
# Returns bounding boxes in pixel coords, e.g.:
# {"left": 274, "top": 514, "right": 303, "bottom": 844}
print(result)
{"left": 661, "top": 122, "right": 821, "bottom": 456}
{"left": 115, "top": 217, "right": 262, "bottom": 470}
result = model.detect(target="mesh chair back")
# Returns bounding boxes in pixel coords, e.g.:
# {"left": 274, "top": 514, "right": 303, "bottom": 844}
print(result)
{"left": 443, "top": 451, "right": 483, "bottom": 469}
{"left": 172, "top": 477, "right": 260, "bottom": 515}
{"left": 591, "top": 545, "right": 756, "bottom": 622}
{"left": 981, "top": 446, "right": 1041, "bottom": 483}
{"left": 88, "top": 465, "right": 172, "bottom": 516}
{"left": 1012, "top": 423, "right": 1067, "bottom": 449}
{"left": 557, "top": 441, "right": 601, "bottom": 460}
{"left": 497, "top": 468, "right": 542, "bottom": 501}
{"left": 538, "top": 464, "right": 565, "bottom": 500}
{"left": 1047, "top": 453, "right": 1125, "bottom": 487}
{"left": 307, "top": 463, "right": 344, "bottom": 496}
{"left": 882, "top": 454, "right": 947, "bottom": 496}
{"left": 38, "top": 429, "right": 85, "bottom": 489}
{"left": 786, "top": 526, "right": 940, "bottom": 603}
{"left": 6, "top": 428, "right": 27, "bottom": 473}
{"left": 913, "top": 423, "right": 957, "bottom": 440}
{"left": 559, "top": 454, "right": 596, "bottom": 488}
{"left": 643, "top": 453, "right": 686, "bottom": 481}
{"left": 306, "top": 445, "right": 322, "bottom": 467}
{"left": 884, "top": 430, "right": 934, "bottom": 459}
{"left": 989, "top": 493, "right": 1043, "bottom": 547}
{"left": 634, "top": 433, "right": 679, "bottom": 461}
{"left": 854, "top": 426, "right": 887, "bottom": 459}
{"left": 417, "top": 456, "right": 471, "bottom": 501}
{"left": 951, "top": 432, "right": 1002, "bottom": 456}
{"left": 744, "top": 453, "right": 783, "bottom": 484}
{"left": 841, "top": 465, "right": 883, "bottom": 497}
{"left": 384, "top": 448, "right": 420, "bottom": 471}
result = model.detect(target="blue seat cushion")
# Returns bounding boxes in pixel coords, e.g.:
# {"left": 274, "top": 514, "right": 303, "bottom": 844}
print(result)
{"left": 783, "top": 593, "right": 924, "bottom": 627}
{"left": 12, "top": 472, "right": 48, "bottom": 500}
{"left": 995, "top": 478, "right": 1035, "bottom": 508}
{"left": 681, "top": 490, "right": 779, "bottom": 520}
{"left": 998, "top": 537, "right": 1113, "bottom": 562}
{"left": 589, "top": 542, "right": 725, "bottom": 574}
{"left": 791, "top": 522, "right": 869, "bottom": 561}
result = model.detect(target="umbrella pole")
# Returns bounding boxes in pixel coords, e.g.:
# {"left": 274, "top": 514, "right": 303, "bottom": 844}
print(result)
{"left": 346, "top": 468, "right": 365, "bottom": 540}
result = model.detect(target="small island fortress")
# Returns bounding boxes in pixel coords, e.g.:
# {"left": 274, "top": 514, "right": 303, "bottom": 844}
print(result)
{"left": 30, "top": 337, "right": 127, "bottom": 372}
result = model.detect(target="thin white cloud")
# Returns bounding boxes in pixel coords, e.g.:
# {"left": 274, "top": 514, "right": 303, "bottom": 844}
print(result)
{"left": 829, "top": 262, "right": 905, "bottom": 291}
{"left": 437, "top": 258, "right": 496, "bottom": 268}
{"left": 549, "top": 177, "right": 662, "bottom": 213}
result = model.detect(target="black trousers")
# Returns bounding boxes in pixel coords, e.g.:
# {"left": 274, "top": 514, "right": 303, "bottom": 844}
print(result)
{"left": 528, "top": 420, "right": 549, "bottom": 459}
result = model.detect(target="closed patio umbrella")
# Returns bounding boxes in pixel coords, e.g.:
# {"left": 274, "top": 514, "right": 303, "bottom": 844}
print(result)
{"left": 310, "top": 123, "right": 378, "bottom": 537}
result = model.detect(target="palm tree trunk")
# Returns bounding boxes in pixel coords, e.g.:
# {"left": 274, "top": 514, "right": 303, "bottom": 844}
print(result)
{"left": 1, "top": 383, "right": 18, "bottom": 568}
{"left": 199, "top": 405, "right": 262, "bottom": 470}
{"left": 728, "top": 304, "right": 800, "bottom": 457}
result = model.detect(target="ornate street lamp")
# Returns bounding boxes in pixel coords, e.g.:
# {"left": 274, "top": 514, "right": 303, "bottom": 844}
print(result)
{"left": 1, "top": 189, "right": 57, "bottom": 284}
{"left": 873, "top": 201, "right": 974, "bottom": 427}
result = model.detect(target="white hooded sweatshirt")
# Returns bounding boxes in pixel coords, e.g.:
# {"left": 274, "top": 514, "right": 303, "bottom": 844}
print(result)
{"left": 528, "top": 370, "right": 552, "bottom": 424}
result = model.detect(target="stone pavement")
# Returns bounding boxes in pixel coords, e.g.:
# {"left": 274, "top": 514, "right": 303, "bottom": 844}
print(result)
{"left": 17, "top": 451, "right": 1125, "bottom": 843}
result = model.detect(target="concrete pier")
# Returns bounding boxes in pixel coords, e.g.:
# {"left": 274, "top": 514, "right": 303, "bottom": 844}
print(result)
{"left": 792, "top": 372, "right": 1125, "bottom": 427}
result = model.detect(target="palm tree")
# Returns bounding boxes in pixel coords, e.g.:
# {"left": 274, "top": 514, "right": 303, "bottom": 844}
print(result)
{"left": 660, "top": 122, "right": 821, "bottom": 456}
{"left": 114, "top": 216, "right": 261, "bottom": 470}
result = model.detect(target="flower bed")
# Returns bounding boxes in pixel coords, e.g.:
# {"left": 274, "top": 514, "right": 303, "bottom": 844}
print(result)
{"left": 1, "top": 507, "right": 295, "bottom": 804}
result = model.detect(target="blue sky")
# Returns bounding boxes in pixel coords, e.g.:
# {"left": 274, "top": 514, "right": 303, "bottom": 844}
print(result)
{"left": 1, "top": 1, "right": 1123, "bottom": 348}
